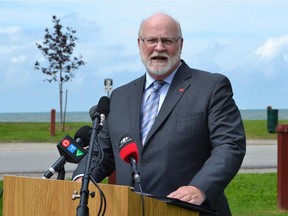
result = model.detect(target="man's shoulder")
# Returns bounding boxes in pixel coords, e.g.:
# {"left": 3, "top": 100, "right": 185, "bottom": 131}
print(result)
{"left": 180, "top": 60, "right": 227, "bottom": 80}
{"left": 118, "top": 76, "right": 143, "bottom": 90}
{"left": 110, "top": 75, "right": 144, "bottom": 97}
{"left": 191, "top": 68, "right": 225, "bottom": 79}
{"left": 188, "top": 68, "right": 230, "bottom": 86}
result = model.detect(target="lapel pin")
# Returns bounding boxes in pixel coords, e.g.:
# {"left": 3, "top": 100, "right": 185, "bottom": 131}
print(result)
{"left": 179, "top": 88, "right": 184, "bottom": 92}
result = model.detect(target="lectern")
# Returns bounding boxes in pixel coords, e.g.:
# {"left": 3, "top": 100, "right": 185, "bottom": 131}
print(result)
{"left": 3, "top": 176, "right": 213, "bottom": 216}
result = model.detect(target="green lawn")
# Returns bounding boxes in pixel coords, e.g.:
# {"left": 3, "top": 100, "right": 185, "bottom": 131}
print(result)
{"left": 243, "top": 120, "right": 288, "bottom": 140}
{"left": 0, "top": 120, "right": 288, "bottom": 143}
{"left": 226, "top": 173, "right": 288, "bottom": 216}
{"left": 0, "top": 122, "right": 90, "bottom": 143}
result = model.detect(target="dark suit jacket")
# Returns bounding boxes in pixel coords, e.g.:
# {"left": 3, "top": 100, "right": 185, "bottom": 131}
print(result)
{"left": 73, "top": 60, "right": 246, "bottom": 216}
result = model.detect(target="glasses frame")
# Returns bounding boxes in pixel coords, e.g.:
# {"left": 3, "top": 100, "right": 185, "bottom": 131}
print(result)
{"left": 139, "top": 36, "right": 181, "bottom": 47}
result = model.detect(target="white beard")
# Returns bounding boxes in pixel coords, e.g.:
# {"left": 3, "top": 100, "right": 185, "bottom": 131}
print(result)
{"left": 141, "top": 50, "right": 181, "bottom": 76}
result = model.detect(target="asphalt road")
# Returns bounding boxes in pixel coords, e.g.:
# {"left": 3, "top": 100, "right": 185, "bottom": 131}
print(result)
{"left": 0, "top": 140, "right": 278, "bottom": 180}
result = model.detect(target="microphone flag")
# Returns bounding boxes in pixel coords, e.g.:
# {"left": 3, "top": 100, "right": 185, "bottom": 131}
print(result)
{"left": 56, "top": 135, "right": 87, "bottom": 164}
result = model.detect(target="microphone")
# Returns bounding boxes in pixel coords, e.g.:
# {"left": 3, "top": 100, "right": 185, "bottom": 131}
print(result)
{"left": 119, "top": 135, "right": 141, "bottom": 185}
{"left": 89, "top": 96, "right": 110, "bottom": 131}
{"left": 42, "top": 126, "right": 92, "bottom": 179}
{"left": 88, "top": 104, "right": 97, "bottom": 121}
{"left": 76, "top": 97, "right": 110, "bottom": 216}
{"left": 74, "top": 125, "right": 92, "bottom": 149}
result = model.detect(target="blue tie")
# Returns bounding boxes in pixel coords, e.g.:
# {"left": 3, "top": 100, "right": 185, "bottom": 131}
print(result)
{"left": 140, "top": 80, "right": 165, "bottom": 145}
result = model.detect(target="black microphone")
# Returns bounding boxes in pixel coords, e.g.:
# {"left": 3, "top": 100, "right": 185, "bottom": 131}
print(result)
{"left": 74, "top": 125, "right": 92, "bottom": 149}
{"left": 119, "top": 135, "right": 141, "bottom": 185}
{"left": 89, "top": 96, "right": 110, "bottom": 131}
{"left": 88, "top": 104, "right": 97, "bottom": 121}
{"left": 42, "top": 126, "right": 92, "bottom": 179}
{"left": 76, "top": 96, "right": 110, "bottom": 216}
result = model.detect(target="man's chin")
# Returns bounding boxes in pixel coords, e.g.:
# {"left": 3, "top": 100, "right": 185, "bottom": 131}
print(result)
{"left": 149, "top": 69, "right": 169, "bottom": 76}
{"left": 150, "top": 64, "right": 168, "bottom": 72}
{"left": 150, "top": 60, "right": 167, "bottom": 66}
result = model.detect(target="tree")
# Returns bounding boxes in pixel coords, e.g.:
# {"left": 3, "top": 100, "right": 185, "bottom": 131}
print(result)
{"left": 34, "top": 15, "right": 85, "bottom": 131}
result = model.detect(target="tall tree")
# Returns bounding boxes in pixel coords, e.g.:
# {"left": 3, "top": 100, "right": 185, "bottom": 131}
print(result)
{"left": 34, "top": 15, "right": 85, "bottom": 131}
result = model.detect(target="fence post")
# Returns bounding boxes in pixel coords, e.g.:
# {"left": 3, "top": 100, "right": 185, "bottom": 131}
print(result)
{"left": 51, "top": 109, "right": 56, "bottom": 136}
{"left": 276, "top": 124, "right": 288, "bottom": 210}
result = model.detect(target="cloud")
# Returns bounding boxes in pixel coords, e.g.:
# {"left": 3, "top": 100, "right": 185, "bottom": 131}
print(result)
{"left": 0, "top": 26, "right": 21, "bottom": 34}
{"left": 254, "top": 34, "right": 288, "bottom": 60}
{"left": 11, "top": 55, "right": 27, "bottom": 63}
{"left": 191, "top": 40, "right": 228, "bottom": 72}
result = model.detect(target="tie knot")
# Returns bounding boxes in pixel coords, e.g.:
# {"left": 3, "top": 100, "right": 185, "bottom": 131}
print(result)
{"left": 152, "top": 80, "right": 165, "bottom": 91}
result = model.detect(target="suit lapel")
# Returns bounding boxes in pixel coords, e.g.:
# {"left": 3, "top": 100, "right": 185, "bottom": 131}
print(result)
{"left": 128, "top": 76, "right": 146, "bottom": 147}
{"left": 144, "top": 62, "right": 192, "bottom": 146}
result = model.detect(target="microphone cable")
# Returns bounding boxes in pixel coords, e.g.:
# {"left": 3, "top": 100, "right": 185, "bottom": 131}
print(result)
{"left": 89, "top": 175, "right": 107, "bottom": 216}
{"left": 88, "top": 133, "right": 105, "bottom": 172}
{"left": 138, "top": 182, "right": 145, "bottom": 216}
{"left": 89, "top": 131, "right": 106, "bottom": 216}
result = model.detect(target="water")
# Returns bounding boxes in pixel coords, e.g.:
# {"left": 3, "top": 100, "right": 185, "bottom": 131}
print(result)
{"left": 240, "top": 109, "right": 288, "bottom": 120}
{"left": 0, "top": 112, "right": 91, "bottom": 122}
{"left": 0, "top": 109, "right": 288, "bottom": 122}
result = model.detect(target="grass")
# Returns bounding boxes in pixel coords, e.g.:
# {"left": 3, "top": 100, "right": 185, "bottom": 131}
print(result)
{"left": 243, "top": 120, "right": 288, "bottom": 140}
{"left": 0, "top": 120, "right": 288, "bottom": 143}
{"left": 0, "top": 122, "right": 90, "bottom": 143}
{"left": 226, "top": 173, "right": 288, "bottom": 216}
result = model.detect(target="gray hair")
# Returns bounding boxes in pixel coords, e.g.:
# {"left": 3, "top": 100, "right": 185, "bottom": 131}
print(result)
{"left": 138, "top": 13, "right": 182, "bottom": 38}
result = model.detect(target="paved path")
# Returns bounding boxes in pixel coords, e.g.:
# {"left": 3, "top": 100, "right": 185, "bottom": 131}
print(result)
{"left": 0, "top": 143, "right": 78, "bottom": 180}
{"left": 0, "top": 140, "right": 278, "bottom": 180}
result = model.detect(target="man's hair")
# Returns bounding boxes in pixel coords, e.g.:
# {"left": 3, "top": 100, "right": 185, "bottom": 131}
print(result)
{"left": 138, "top": 13, "right": 182, "bottom": 38}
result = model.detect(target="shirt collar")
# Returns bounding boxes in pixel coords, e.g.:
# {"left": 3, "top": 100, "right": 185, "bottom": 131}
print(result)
{"left": 144, "top": 62, "right": 182, "bottom": 90}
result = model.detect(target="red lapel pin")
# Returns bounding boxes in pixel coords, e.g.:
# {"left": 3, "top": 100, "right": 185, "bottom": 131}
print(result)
{"left": 179, "top": 88, "right": 184, "bottom": 92}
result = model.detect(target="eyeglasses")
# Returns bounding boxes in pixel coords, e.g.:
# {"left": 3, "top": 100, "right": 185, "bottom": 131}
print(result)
{"left": 139, "top": 36, "right": 181, "bottom": 47}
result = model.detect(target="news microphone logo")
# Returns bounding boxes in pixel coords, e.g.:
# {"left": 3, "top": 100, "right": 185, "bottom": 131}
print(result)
{"left": 57, "top": 135, "right": 87, "bottom": 163}
{"left": 119, "top": 135, "right": 139, "bottom": 164}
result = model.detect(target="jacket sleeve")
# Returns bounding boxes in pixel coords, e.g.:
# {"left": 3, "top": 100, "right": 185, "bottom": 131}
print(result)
{"left": 72, "top": 119, "right": 115, "bottom": 182}
{"left": 190, "top": 75, "right": 246, "bottom": 205}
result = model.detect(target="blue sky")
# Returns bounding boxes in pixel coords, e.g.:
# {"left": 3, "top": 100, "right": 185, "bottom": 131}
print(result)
{"left": 1, "top": 0, "right": 288, "bottom": 112}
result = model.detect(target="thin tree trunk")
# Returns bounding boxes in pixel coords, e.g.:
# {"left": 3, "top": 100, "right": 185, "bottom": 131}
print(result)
{"left": 59, "top": 81, "right": 63, "bottom": 131}
{"left": 63, "top": 89, "right": 68, "bottom": 131}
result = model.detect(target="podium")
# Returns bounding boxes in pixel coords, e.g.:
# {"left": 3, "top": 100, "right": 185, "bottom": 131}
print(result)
{"left": 3, "top": 175, "right": 202, "bottom": 216}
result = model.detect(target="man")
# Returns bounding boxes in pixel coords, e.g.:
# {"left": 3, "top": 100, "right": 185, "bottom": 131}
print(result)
{"left": 73, "top": 13, "right": 246, "bottom": 216}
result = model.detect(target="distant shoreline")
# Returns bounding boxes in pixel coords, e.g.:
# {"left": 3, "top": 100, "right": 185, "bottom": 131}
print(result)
{"left": 0, "top": 109, "right": 288, "bottom": 122}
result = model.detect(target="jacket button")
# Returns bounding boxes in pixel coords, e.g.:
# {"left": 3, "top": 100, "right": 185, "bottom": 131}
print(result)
{"left": 141, "top": 160, "right": 147, "bottom": 166}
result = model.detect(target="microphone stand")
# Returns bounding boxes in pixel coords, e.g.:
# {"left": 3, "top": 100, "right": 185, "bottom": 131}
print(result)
{"left": 76, "top": 115, "right": 100, "bottom": 216}
{"left": 57, "top": 167, "right": 65, "bottom": 180}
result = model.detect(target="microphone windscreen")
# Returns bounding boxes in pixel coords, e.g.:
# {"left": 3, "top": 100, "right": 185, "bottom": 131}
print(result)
{"left": 74, "top": 125, "right": 92, "bottom": 147}
{"left": 96, "top": 96, "right": 110, "bottom": 115}
{"left": 119, "top": 136, "right": 139, "bottom": 163}
{"left": 89, "top": 105, "right": 97, "bottom": 120}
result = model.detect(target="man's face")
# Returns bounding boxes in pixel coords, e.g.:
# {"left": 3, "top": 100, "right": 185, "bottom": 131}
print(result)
{"left": 138, "top": 17, "right": 183, "bottom": 79}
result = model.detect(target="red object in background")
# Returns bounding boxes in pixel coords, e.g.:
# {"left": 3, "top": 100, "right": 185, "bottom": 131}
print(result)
{"left": 50, "top": 109, "right": 56, "bottom": 136}
{"left": 108, "top": 171, "right": 116, "bottom": 184}
{"left": 276, "top": 124, "right": 288, "bottom": 210}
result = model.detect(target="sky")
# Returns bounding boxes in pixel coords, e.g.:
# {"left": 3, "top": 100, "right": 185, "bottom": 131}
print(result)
{"left": 1, "top": 0, "right": 288, "bottom": 113}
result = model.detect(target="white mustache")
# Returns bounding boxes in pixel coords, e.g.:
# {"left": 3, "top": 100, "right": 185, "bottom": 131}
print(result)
{"left": 150, "top": 53, "right": 169, "bottom": 59}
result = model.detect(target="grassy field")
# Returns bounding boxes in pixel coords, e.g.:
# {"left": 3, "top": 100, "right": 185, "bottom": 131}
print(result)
{"left": 0, "top": 120, "right": 288, "bottom": 143}
{"left": 0, "top": 122, "right": 90, "bottom": 143}
{"left": 1, "top": 120, "right": 288, "bottom": 215}
{"left": 226, "top": 173, "right": 288, "bottom": 216}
